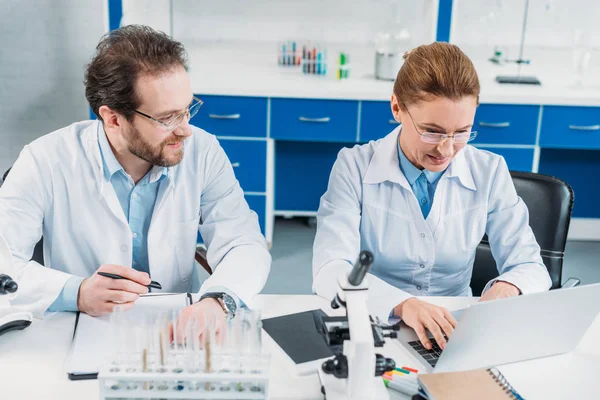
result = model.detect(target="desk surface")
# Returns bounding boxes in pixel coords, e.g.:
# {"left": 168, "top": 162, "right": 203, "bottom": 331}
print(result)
{"left": 1, "top": 294, "right": 599, "bottom": 400}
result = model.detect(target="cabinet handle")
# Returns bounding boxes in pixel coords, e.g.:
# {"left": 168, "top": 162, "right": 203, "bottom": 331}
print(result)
{"left": 389, "top": 119, "right": 400, "bottom": 125}
{"left": 479, "top": 121, "right": 511, "bottom": 128}
{"left": 569, "top": 124, "right": 600, "bottom": 131}
{"left": 208, "top": 113, "right": 241, "bottom": 120}
{"left": 299, "top": 116, "right": 331, "bottom": 123}
{"left": 231, "top": 162, "right": 241, "bottom": 168}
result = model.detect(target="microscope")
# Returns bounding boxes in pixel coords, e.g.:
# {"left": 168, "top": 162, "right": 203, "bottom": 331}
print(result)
{"left": 0, "top": 233, "right": 32, "bottom": 336}
{"left": 318, "top": 251, "right": 396, "bottom": 400}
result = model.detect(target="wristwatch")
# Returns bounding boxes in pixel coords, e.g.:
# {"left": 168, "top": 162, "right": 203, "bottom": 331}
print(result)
{"left": 199, "top": 292, "right": 237, "bottom": 319}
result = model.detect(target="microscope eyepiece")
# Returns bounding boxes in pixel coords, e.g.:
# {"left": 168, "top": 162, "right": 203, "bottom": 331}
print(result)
{"left": 347, "top": 251, "right": 374, "bottom": 286}
{"left": 0, "top": 274, "right": 18, "bottom": 295}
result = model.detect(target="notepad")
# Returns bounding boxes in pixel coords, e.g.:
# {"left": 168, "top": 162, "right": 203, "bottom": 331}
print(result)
{"left": 417, "top": 368, "right": 524, "bottom": 400}
{"left": 66, "top": 293, "right": 191, "bottom": 380}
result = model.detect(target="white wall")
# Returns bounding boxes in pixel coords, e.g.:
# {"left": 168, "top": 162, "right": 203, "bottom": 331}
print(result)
{"left": 451, "top": 0, "right": 600, "bottom": 48}
{"left": 121, "top": 0, "right": 438, "bottom": 47}
{"left": 0, "top": 0, "right": 104, "bottom": 176}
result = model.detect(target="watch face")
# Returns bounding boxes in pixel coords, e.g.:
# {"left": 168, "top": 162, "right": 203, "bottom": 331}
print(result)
{"left": 222, "top": 294, "right": 237, "bottom": 315}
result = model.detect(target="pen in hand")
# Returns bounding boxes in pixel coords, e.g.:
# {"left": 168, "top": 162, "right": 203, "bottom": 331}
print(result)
{"left": 98, "top": 271, "right": 162, "bottom": 290}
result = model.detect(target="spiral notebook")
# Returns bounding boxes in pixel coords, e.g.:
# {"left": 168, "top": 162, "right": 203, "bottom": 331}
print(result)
{"left": 417, "top": 368, "right": 524, "bottom": 400}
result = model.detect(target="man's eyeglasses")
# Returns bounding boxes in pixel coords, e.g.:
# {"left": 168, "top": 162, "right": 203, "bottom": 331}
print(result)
{"left": 134, "top": 97, "right": 203, "bottom": 132}
{"left": 404, "top": 106, "right": 478, "bottom": 144}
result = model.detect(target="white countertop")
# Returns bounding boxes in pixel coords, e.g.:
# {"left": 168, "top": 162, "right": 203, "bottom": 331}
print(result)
{"left": 186, "top": 41, "right": 600, "bottom": 106}
{"left": 1, "top": 294, "right": 599, "bottom": 400}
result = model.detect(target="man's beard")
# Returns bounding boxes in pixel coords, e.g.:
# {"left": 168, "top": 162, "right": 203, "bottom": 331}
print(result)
{"left": 126, "top": 125, "right": 185, "bottom": 167}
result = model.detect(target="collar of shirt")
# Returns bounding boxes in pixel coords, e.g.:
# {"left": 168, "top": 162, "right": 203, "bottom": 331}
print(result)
{"left": 98, "top": 128, "right": 168, "bottom": 184}
{"left": 397, "top": 141, "right": 444, "bottom": 186}
{"left": 363, "top": 126, "right": 476, "bottom": 191}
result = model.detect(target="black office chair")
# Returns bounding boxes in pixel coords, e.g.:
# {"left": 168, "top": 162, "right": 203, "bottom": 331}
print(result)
{"left": 471, "top": 171, "right": 580, "bottom": 296}
{"left": 2, "top": 168, "right": 44, "bottom": 266}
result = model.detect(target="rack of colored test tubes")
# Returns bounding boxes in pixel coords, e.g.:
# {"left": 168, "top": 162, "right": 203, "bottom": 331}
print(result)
{"left": 301, "top": 45, "right": 327, "bottom": 76}
{"left": 278, "top": 41, "right": 302, "bottom": 67}
{"left": 98, "top": 307, "right": 270, "bottom": 400}
{"left": 278, "top": 41, "right": 328, "bottom": 76}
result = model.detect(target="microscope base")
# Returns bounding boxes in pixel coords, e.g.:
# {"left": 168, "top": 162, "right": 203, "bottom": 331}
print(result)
{"left": 317, "top": 367, "right": 389, "bottom": 400}
{"left": 0, "top": 308, "right": 32, "bottom": 336}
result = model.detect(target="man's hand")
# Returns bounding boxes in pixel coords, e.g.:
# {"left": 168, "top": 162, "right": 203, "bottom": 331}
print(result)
{"left": 394, "top": 298, "right": 457, "bottom": 350}
{"left": 77, "top": 264, "right": 150, "bottom": 316}
{"left": 479, "top": 281, "right": 520, "bottom": 302}
{"left": 172, "top": 298, "right": 227, "bottom": 346}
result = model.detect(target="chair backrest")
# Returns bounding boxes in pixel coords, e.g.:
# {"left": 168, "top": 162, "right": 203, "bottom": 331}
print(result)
{"left": 471, "top": 171, "right": 574, "bottom": 295}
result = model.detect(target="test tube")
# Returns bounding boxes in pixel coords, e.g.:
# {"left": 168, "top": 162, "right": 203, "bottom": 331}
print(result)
{"left": 155, "top": 314, "right": 170, "bottom": 392}
{"left": 203, "top": 311, "right": 217, "bottom": 392}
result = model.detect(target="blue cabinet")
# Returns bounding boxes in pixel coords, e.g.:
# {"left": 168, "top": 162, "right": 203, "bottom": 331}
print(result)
{"left": 472, "top": 104, "right": 539, "bottom": 145}
{"left": 538, "top": 149, "right": 600, "bottom": 218}
{"left": 191, "top": 94, "right": 267, "bottom": 138}
{"left": 540, "top": 106, "right": 600, "bottom": 149}
{"left": 360, "top": 100, "right": 398, "bottom": 142}
{"left": 270, "top": 98, "right": 359, "bottom": 142}
{"left": 475, "top": 146, "right": 535, "bottom": 172}
{"left": 245, "top": 194, "right": 267, "bottom": 234}
{"left": 275, "top": 141, "right": 355, "bottom": 212}
{"left": 218, "top": 138, "right": 267, "bottom": 193}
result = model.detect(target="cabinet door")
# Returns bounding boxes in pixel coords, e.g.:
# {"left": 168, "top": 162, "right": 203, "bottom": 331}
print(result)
{"left": 360, "top": 100, "right": 398, "bottom": 142}
{"left": 218, "top": 138, "right": 267, "bottom": 193}
{"left": 275, "top": 140, "right": 356, "bottom": 212}
{"left": 475, "top": 147, "right": 535, "bottom": 172}
{"left": 473, "top": 104, "right": 539, "bottom": 145}
{"left": 191, "top": 95, "right": 267, "bottom": 138}
{"left": 540, "top": 106, "right": 600, "bottom": 149}
{"left": 270, "top": 98, "right": 359, "bottom": 142}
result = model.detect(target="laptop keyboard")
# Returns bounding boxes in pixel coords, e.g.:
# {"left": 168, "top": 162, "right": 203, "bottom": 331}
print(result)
{"left": 408, "top": 340, "right": 443, "bottom": 367}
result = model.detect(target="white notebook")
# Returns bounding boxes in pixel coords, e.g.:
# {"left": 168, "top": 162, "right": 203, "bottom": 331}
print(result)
{"left": 66, "top": 293, "right": 191, "bottom": 380}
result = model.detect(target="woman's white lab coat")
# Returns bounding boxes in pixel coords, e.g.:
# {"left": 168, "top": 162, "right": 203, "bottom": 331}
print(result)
{"left": 313, "top": 128, "right": 552, "bottom": 323}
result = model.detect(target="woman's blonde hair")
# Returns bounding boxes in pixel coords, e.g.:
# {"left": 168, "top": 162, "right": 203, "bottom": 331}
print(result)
{"left": 394, "top": 42, "right": 480, "bottom": 110}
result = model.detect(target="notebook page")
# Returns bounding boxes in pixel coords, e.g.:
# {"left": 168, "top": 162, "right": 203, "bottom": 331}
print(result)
{"left": 66, "top": 293, "right": 189, "bottom": 375}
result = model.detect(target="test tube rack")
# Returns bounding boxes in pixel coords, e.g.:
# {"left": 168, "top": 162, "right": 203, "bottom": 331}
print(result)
{"left": 98, "top": 351, "right": 270, "bottom": 399}
{"left": 99, "top": 307, "right": 270, "bottom": 399}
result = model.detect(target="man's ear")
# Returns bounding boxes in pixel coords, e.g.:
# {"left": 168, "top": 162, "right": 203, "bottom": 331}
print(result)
{"left": 98, "top": 106, "right": 123, "bottom": 133}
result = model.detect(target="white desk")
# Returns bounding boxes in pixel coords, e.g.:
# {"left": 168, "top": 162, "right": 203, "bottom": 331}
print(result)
{"left": 1, "top": 294, "right": 599, "bottom": 400}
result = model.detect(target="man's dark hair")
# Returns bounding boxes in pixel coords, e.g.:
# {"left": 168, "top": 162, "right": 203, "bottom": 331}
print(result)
{"left": 84, "top": 25, "right": 188, "bottom": 121}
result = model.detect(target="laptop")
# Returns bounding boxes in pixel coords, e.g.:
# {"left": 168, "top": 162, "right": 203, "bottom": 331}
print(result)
{"left": 396, "top": 283, "right": 600, "bottom": 373}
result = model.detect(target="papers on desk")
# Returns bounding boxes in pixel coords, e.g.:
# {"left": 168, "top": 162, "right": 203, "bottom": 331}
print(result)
{"left": 66, "top": 293, "right": 191, "bottom": 380}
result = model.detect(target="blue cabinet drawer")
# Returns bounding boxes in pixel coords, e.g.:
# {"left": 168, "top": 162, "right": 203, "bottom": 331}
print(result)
{"left": 218, "top": 139, "right": 266, "bottom": 193}
{"left": 472, "top": 104, "right": 539, "bottom": 145}
{"left": 360, "top": 101, "right": 399, "bottom": 142}
{"left": 270, "top": 98, "right": 359, "bottom": 142}
{"left": 540, "top": 106, "right": 600, "bottom": 149}
{"left": 474, "top": 146, "right": 534, "bottom": 172}
{"left": 245, "top": 194, "right": 266, "bottom": 235}
{"left": 190, "top": 95, "right": 267, "bottom": 137}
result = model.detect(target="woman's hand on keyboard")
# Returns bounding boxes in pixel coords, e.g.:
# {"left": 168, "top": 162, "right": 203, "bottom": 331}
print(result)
{"left": 393, "top": 298, "right": 457, "bottom": 350}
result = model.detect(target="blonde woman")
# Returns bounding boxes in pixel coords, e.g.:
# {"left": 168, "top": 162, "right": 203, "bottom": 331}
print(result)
{"left": 313, "top": 42, "right": 551, "bottom": 350}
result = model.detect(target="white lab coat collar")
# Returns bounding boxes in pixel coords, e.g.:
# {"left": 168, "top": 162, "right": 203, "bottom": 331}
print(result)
{"left": 362, "top": 126, "right": 476, "bottom": 192}
{"left": 363, "top": 126, "right": 411, "bottom": 190}
{"left": 443, "top": 147, "right": 477, "bottom": 191}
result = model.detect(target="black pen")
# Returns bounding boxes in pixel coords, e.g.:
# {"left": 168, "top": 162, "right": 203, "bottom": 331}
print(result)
{"left": 98, "top": 272, "right": 162, "bottom": 290}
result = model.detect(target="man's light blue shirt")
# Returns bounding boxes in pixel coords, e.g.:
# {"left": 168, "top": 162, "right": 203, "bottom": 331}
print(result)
{"left": 48, "top": 131, "right": 167, "bottom": 311}
{"left": 397, "top": 143, "right": 444, "bottom": 219}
